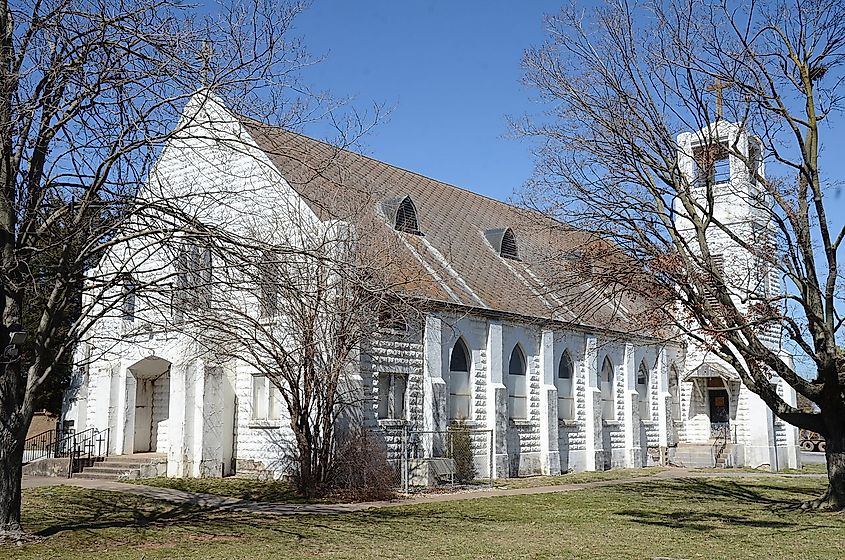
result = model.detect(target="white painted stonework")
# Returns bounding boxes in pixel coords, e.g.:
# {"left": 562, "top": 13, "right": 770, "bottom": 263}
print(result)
{"left": 62, "top": 95, "right": 800, "bottom": 479}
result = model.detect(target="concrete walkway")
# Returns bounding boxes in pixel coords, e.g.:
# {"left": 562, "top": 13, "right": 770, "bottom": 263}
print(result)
{"left": 21, "top": 469, "right": 827, "bottom": 517}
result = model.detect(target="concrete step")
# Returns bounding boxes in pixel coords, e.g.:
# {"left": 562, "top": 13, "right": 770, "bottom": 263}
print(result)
{"left": 99, "top": 455, "right": 165, "bottom": 466}
{"left": 74, "top": 469, "right": 140, "bottom": 480}
{"left": 95, "top": 461, "right": 149, "bottom": 470}
{"left": 79, "top": 466, "right": 142, "bottom": 475}
{"left": 75, "top": 467, "right": 142, "bottom": 480}
{"left": 74, "top": 453, "right": 166, "bottom": 480}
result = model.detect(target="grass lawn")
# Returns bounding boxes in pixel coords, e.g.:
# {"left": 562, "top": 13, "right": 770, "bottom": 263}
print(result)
{"left": 129, "top": 468, "right": 669, "bottom": 501}
{"left": 124, "top": 477, "right": 327, "bottom": 504}
{"left": 495, "top": 466, "right": 666, "bottom": 488}
{"left": 692, "top": 463, "right": 828, "bottom": 475}
{"left": 9, "top": 475, "right": 843, "bottom": 560}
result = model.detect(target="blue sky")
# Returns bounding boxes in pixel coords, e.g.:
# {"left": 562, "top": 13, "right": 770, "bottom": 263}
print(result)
{"left": 293, "top": 1, "right": 564, "bottom": 203}
{"left": 290, "top": 1, "right": 844, "bottom": 213}
{"left": 288, "top": 1, "right": 844, "bottom": 376}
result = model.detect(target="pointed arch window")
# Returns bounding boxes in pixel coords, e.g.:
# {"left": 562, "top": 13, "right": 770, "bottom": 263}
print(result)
{"left": 507, "top": 344, "right": 527, "bottom": 419}
{"left": 600, "top": 356, "right": 615, "bottom": 421}
{"left": 448, "top": 338, "right": 472, "bottom": 420}
{"left": 637, "top": 360, "right": 651, "bottom": 421}
{"left": 556, "top": 349, "right": 574, "bottom": 420}
{"left": 394, "top": 196, "right": 421, "bottom": 234}
{"left": 122, "top": 276, "right": 136, "bottom": 322}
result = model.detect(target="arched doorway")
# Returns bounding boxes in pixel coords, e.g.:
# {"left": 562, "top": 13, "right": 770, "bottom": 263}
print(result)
{"left": 127, "top": 356, "right": 171, "bottom": 453}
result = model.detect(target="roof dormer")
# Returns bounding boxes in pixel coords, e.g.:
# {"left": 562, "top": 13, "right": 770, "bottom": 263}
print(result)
{"left": 484, "top": 227, "right": 519, "bottom": 260}
{"left": 381, "top": 195, "right": 422, "bottom": 235}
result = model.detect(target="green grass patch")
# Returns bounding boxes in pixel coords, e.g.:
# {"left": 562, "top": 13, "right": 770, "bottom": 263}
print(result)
{"left": 123, "top": 476, "right": 328, "bottom": 504}
{"left": 794, "top": 462, "right": 828, "bottom": 474}
{"left": 495, "top": 466, "right": 665, "bottom": 488}
{"left": 10, "top": 475, "right": 843, "bottom": 559}
{"left": 692, "top": 462, "right": 829, "bottom": 475}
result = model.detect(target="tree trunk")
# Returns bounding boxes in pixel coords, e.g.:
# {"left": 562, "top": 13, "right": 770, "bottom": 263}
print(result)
{"left": 803, "top": 412, "right": 845, "bottom": 511}
{"left": 0, "top": 296, "right": 28, "bottom": 535}
{"left": 823, "top": 428, "right": 845, "bottom": 510}
{"left": 293, "top": 415, "right": 314, "bottom": 497}
{"left": 0, "top": 415, "right": 25, "bottom": 537}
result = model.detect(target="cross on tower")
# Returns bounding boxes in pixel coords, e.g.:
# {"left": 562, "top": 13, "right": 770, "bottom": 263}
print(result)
{"left": 705, "top": 78, "right": 729, "bottom": 119}
{"left": 198, "top": 40, "right": 214, "bottom": 86}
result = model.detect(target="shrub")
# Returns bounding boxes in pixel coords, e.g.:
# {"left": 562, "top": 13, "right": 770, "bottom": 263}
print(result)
{"left": 449, "top": 420, "right": 477, "bottom": 483}
{"left": 329, "top": 427, "right": 398, "bottom": 501}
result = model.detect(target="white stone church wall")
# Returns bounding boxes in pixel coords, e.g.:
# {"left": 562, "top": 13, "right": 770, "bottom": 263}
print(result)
{"left": 502, "top": 323, "right": 542, "bottom": 476}
{"left": 557, "top": 332, "right": 588, "bottom": 472}
{"left": 363, "top": 318, "right": 425, "bottom": 462}
{"left": 233, "top": 361, "right": 296, "bottom": 478}
{"left": 441, "top": 316, "right": 492, "bottom": 470}
{"left": 440, "top": 316, "right": 488, "bottom": 426}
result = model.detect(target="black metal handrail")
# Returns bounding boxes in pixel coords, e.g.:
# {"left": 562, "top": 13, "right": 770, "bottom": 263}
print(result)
{"left": 711, "top": 423, "right": 729, "bottom": 467}
{"left": 22, "top": 427, "right": 60, "bottom": 463}
{"left": 65, "top": 427, "right": 110, "bottom": 478}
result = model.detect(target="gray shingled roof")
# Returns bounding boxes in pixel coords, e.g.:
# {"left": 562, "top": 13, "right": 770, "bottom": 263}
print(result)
{"left": 242, "top": 120, "right": 659, "bottom": 334}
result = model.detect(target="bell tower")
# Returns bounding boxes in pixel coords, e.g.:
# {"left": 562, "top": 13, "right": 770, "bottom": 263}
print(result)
{"left": 671, "top": 121, "right": 799, "bottom": 471}
{"left": 674, "top": 121, "right": 780, "bottom": 350}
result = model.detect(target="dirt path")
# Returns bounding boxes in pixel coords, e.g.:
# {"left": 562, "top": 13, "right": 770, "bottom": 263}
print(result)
{"left": 21, "top": 469, "right": 826, "bottom": 516}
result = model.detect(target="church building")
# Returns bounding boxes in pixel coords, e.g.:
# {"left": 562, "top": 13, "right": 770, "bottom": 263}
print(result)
{"left": 62, "top": 94, "right": 800, "bottom": 481}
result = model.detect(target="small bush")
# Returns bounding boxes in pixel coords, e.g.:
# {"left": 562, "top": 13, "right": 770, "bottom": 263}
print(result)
{"left": 329, "top": 427, "right": 398, "bottom": 501}
{"left": 449, "top": 420, "right": 477, "bottom": 483}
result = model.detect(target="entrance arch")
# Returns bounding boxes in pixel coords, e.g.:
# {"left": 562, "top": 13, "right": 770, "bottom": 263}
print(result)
{"left": 127, "top": 356, "right": 171, "bottom": 453}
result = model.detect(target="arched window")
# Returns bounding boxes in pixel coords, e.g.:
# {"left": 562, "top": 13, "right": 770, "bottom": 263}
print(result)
{"left": 556, "top": 350, "right": 574, "bottom": 419}
{"left": 500, "top": 228, "right": 519, "bottom": 260}
{"left": 600, "top": 356, "right": 615, "bottom": 421}
{"left": 509, "top": 345, "right": 526, "bottom": 375}
{"left": 669, "top": 365, "right": 681, "bottom": 422}
{"left": 394, "top": 196, "right": 420, "bottom": 234}
{"left": 507, "top": 344, "right": 527, "bottom": 419}
{"left": 637, "top": 360, "right": 651, "bottom": 421}
{"left": 448, "top": 338, "right": 472, "bottom": 420}
{"left": 120, "top": 275, "right": 136, "bottom": 322}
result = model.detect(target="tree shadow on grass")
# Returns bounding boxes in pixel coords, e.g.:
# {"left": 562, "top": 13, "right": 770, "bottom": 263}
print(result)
{"left": 614, "top": 508, "right": 796, "bottom": 532}
{"left": 28, "top": 487, "right": 306, "bottom": 541}
{"left": 130, "top": 477, "right": 317, "bottom": 504}
{"left": 611, "top": 478, "right": 842, "bottom": 532}
{"left": 611, "top": 478, "right": 820, "bottom": 507}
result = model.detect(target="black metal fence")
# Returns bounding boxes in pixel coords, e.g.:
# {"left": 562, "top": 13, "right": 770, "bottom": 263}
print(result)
{"left": 22, "top": 425, "right": 110, "bottom": 477}
{"left": 379, "top": 424, "right": 494, "bottom": 493}
{"left": 22, "top": 427, "right": 63, "bottom": 463}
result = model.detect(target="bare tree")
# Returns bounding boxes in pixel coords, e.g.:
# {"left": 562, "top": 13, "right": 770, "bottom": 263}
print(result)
{"left": 0, "top": 0, "right": 320, "bottom": 537}
{"left": 518, "top": 0, "right": 845, "bottom": 509}
{"left": 175, "top": 174, "right": 419, "bottom": 497}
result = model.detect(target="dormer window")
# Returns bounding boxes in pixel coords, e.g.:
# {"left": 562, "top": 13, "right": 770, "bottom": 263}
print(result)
{"left": 395, "top": 196, "right": 420, "bottom": 234}
{"left": 484, "top": 227, "right": 520, "bottom": 260}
